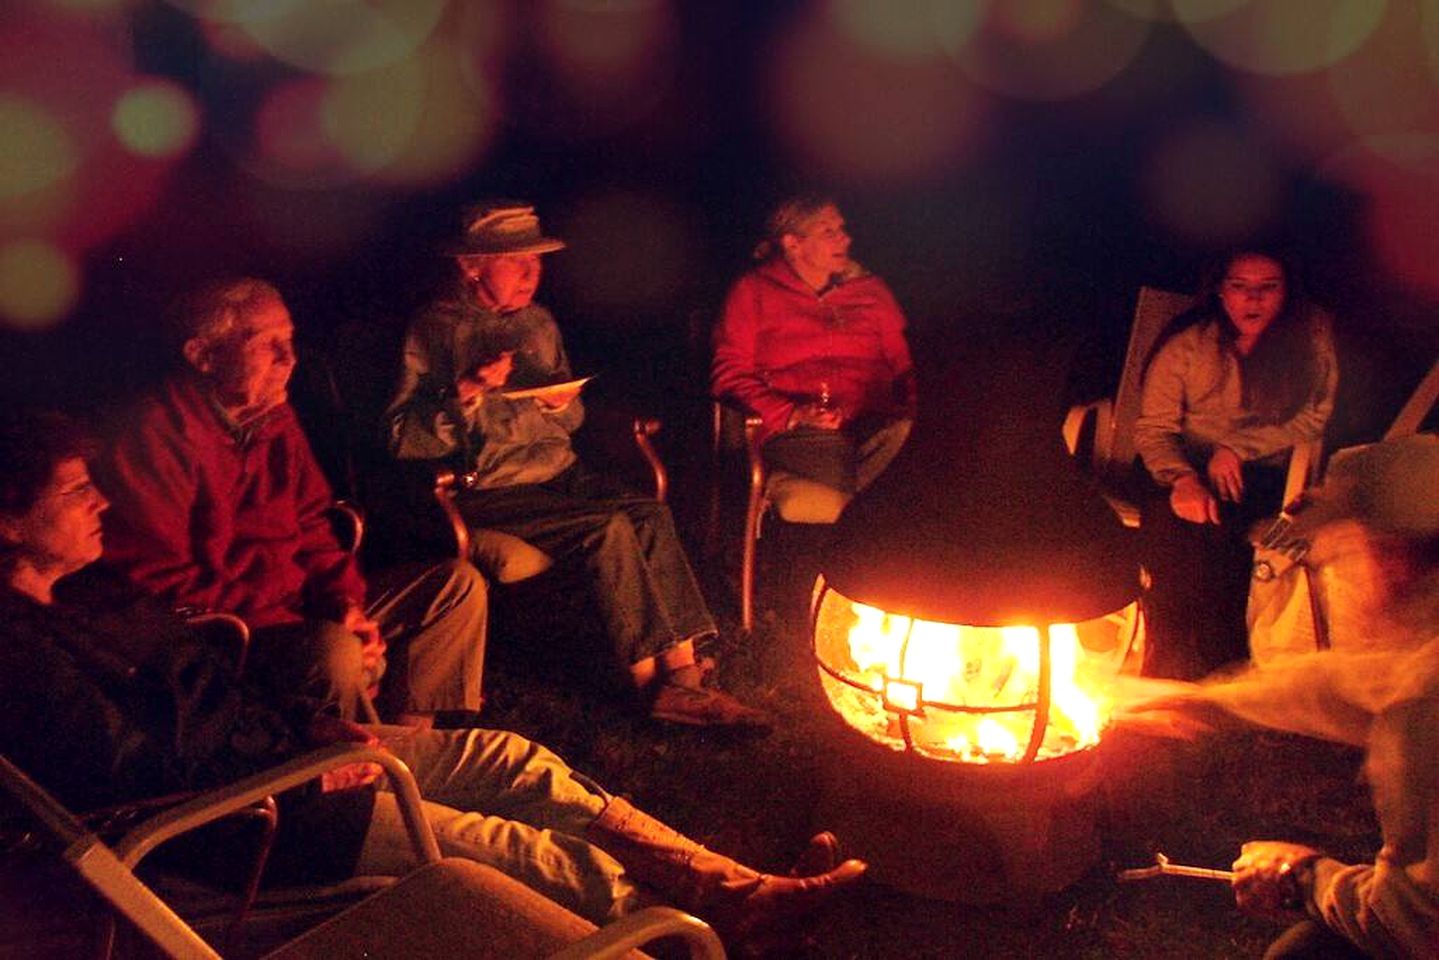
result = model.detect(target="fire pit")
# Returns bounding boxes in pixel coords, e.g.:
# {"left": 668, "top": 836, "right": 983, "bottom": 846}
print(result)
{"left": 806, "top": 328, "right": 1142, "bottom": 903}
{"left": 811, "top": 577, "right": 1134, "bottom": 902}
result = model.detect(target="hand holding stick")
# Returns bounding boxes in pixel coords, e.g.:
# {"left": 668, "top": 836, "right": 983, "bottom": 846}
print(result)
{"left": 1118, "top": 852, "right": 1234, "bottom": 884}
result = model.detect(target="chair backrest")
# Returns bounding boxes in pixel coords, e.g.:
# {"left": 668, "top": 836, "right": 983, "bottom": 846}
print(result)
{"left": 0, "top": 753, "right": 223, "bottom": 960}
{"left": 1383, "top": 355, "right": 1439, "bottom": 441}
{"left": 1103, "top": 286, "right": 1195, "bottom": 473}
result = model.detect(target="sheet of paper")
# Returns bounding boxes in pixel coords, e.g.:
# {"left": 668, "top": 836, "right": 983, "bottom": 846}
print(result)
{"left": 499, "top": 375, "right": 594, "bottom": 401}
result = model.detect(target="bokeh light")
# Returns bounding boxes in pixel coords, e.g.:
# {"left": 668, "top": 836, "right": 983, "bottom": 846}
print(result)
{"left": 1319, "top": 136, "right": 1439, "bottom": 297}
{"left": 1142, "top": 120, "right": 1283, "bottom": 243}
{"left": 0, "top": 9, "right": 176, "bottom": 254}
{"left": 828, "top": 0, "right": 988, "bottom": 60}
{"left": 239, "top": 33, "right": 499, "bottom": 191}
{"left": 241, "top": 0, "right": 446, "bottom": 76}
{"left": 522, "top": 0, "right": 677, "bottom": 139}
{"left": 0, "top": 239, "right": 78, "bottom": 329}
{"left": 769, "top": 11, "right": 989, "bottom": 184}
{"left": 45, "top": 0, "right": 135, "bottom": 12}
{"left": 1326, "top": 2, "right": 1439, "bottom": 161}
{"left": 1176, "top": 0, "right": 1386, "bottom": 76}
{"left": 251, "top": 78, "right": 346, "bottom": 187}
{"left": 322, "top": 58, "right": 426, "bottom": 177}
{"left": 369, "top": 36, "right": 499, "bottom": 188}
{"left": 953, "top": 0, "right": 1152, "bottom": 101}
{"left": 0, "top": 95, "right": 77, "bottom": 202}
{"left": 112, "top": 80, "right": 200, "bottom": 158}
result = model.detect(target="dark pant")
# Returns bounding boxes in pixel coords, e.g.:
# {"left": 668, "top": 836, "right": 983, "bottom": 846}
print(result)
{"left": 457, "top": 462, "right": 715, "bottom": 667}
{"left": 1139, "top": 464, "right": 1285, "bottom": 680}
{"left": 761, "top": 416, "right": 911, "bottom": 495}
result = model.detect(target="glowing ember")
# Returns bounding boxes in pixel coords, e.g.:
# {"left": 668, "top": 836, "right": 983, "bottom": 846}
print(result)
{"left": 814, "top": 588, "right": 1125, "bottom": 763}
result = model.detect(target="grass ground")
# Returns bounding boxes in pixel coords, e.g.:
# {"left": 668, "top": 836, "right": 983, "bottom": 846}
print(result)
{"left": 478, "top": 528, "right": 1380, "bottom": 959}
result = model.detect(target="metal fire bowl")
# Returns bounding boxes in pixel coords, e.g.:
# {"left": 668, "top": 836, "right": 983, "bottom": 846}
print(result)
{"left": 814, "top": 712, "right": 1106, "bottom": 904}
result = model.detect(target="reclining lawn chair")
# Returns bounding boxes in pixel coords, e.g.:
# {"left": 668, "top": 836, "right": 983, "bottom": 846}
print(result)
{"left": 0, "top": 747, "right": 723, "bottom": 959}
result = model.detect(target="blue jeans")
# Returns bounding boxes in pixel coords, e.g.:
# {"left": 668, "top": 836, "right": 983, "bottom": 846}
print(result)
{"left": 456, "top": 461, "right": 715, "bottom": 665}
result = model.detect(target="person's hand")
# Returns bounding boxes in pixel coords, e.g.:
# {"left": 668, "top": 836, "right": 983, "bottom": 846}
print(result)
{"left": 456, "top": 351, "right": 514, "bottom": 403}
{"left": 306, "top": 714, "right": 384, "bottom": 792}
{"left": 1232, "top": 841, "right": 1321, "bottom": 922}
{"left": 1170, "top": 473, "right": 1221, "bottom": 524}
{"left": 1207, "top": 446, "right": 1245, "bottom": 502}
{"left": 787, "top": 402, "right": 843, "bottom": 431}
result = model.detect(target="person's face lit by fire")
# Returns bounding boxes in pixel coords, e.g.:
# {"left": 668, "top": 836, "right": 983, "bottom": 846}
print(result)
{"left": 1219, "top": 253, "right": 1286, "bottom": 351}
{"left": 0, "top": 457, "right": 109, "bottom": 580}
{"left": 782, "top": 204, "right": 851, "bottom": 287}
{"left": 459, "top": 253, "right": 543, "bottom": 313}
{"left": 188, "top": 300, "right": 296, "bottom": 422}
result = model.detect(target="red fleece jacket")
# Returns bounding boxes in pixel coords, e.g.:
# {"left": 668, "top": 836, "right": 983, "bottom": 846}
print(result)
{"left": 94, "top": 375, "right": 367, "bottom": 627}
{"left": 712, "top": 258, "right": 916, "bottom": 443}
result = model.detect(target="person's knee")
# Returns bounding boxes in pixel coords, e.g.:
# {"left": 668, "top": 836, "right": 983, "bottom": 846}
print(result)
{"left": 441, "top": 558, "right": 490, "bottom": 608}
{"left": 595, "top": 511, "right": 640, "bottom": 550}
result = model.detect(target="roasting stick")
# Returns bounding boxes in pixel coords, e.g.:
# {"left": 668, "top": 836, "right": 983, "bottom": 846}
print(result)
{"left": 1118, "top": 852, "right": 1234, "bottom": 883}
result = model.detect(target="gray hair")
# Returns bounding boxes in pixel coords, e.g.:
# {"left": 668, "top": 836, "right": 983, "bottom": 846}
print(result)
{"left": 752, "top": 195, "right": 838, "bottom": 261}
{"left": 169, "top": 278, "right": 286, "bottom": 350}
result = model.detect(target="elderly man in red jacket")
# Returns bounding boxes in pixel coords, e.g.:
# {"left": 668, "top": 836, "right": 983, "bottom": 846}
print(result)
{"left": 712, "top": 195, "right": 917, "bottom": 524}
{"left": 93, "top": 278, "right": 488, "bottom": 727}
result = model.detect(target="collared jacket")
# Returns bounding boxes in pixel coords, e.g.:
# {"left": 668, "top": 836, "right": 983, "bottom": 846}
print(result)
{"left": 93, "top": 374, "right": 367, "bottom": 627}
{"left": 712, "top": 257, "right": 917, "bottom": 444}
{"left": 0, "top": 570, "right": 372, "bottom": 883}
{"left": 385, "top": 291, "right": 584, "bottom": 489}
{"left": 1135, "top": 310, "right": 1338, "bottom": 486}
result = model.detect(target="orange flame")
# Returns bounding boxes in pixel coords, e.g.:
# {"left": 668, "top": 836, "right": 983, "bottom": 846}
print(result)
{"left": 818, "top": 594, "right": 1121, "bottom": 763}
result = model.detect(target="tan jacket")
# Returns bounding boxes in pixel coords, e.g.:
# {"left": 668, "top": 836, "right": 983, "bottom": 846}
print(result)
{"left": 1134, "top": 311, "right": 1338, "bottom": 486}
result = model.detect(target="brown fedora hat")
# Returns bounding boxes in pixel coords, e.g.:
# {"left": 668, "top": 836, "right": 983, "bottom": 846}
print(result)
{"left": 447, "top": 201, "right": 566, "bottom": 256}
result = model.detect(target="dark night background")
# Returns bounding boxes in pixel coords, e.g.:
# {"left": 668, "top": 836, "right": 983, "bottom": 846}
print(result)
{"left": 3, "top": 0, "right": 1437, "bottom": 452}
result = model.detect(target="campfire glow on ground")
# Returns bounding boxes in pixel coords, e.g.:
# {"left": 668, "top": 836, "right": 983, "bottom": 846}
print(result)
{"left": 814, "top": 581, "right": 1130, "bottom": 764}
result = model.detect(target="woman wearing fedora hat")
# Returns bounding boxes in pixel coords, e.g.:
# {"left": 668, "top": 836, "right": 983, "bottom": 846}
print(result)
{"left": 386, "top": 202, "right": 769, "bottom": 728}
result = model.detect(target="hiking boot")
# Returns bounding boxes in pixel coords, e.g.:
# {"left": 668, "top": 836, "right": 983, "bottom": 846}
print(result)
{"left": 586, "top": 798, "right": 867, "bottom": 954}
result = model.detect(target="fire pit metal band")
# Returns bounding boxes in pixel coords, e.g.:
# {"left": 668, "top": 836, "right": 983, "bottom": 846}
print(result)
{"left": 810, "top": 579, "right": 1061, "bottom": 763}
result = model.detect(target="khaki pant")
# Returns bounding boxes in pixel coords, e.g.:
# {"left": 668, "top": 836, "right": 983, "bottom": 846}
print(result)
{"left": 353, "top": 726, "right": 642, "bottom": 924}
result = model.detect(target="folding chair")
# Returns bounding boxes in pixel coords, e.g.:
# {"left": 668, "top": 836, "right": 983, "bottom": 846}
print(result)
{"left": 0, "top": 748, "right": 723, "bottom": 959}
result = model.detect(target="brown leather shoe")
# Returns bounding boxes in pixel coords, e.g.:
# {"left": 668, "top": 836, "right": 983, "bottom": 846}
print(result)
{"left": 649, "top": 683, "right": 773, "bottom": 728}
{"left": 719, "top": 859, "right": 868, "bottom": 955}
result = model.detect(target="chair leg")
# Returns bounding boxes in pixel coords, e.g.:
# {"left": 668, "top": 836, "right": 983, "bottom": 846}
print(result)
{"left": 741, "top": 492, "right": 766, "bottom": 634}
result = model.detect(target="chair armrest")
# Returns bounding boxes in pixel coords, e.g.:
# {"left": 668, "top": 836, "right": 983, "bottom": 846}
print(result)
{"left": 548, "top": 906, "right": 725, "bottom": 960}
{"left": 1062, "top": 398, "right": 1113, "bottom": 467}
{"left": 328, "top": 500, "right": 365, "bottom": 555}
{"left": 1281, "top": 438, "right": 1324, "bottom": 510}
{"left": 184, "top": 611, "right": 251, "bottom": 674}
{"left": 432, "top": 466, "right": 472, "bottom": 561}
{"left": 112, "top": 744, "right": 439, "bottom": 869}
{"left": 630, "top": 416, "right": 667, "bottom": 503}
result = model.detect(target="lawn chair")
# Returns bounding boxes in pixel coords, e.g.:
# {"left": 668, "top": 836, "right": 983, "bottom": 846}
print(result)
{"left": 1061, "top": 286, "right": 1324, "bottom": 527}
{"left": 707, "top": 399, "right": 853, "bottom": 634}
{"left": 0, "top": 748, "right": 723, "bottom": 960}
{"left": 1248, "top": 355, "right": 1439, "bottom": 663}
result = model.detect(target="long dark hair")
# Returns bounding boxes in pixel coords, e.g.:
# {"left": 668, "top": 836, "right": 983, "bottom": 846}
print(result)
{"left": 1147, "top": 250, "right": 1325, "bottom": 426}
